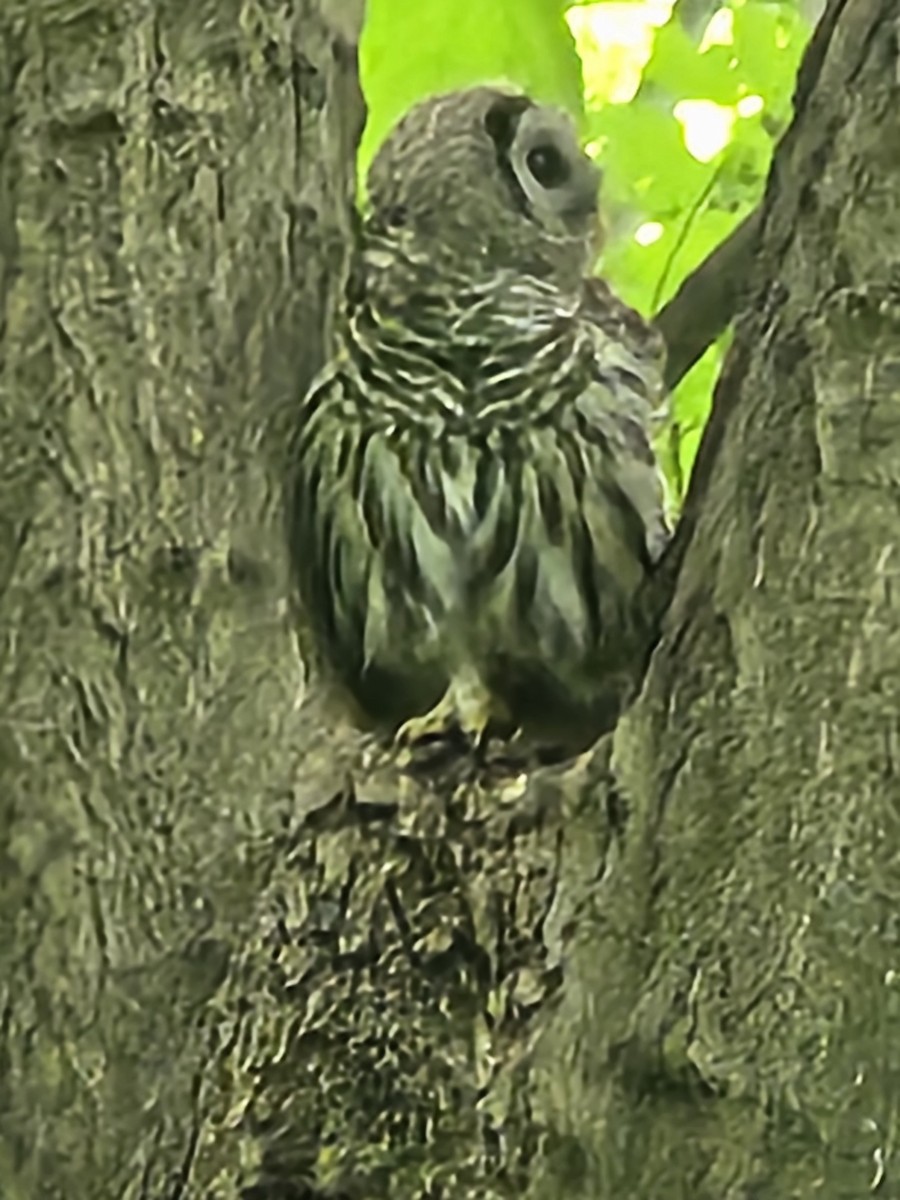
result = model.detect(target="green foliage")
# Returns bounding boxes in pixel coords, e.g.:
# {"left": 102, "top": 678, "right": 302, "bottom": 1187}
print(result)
{"left": 357, "top": 0, "right": 814, "bottom": 501}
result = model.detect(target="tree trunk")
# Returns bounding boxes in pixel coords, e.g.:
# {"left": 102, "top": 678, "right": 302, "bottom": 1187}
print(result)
{"left": 0, "top": 2, "right": 365, "bottom": 1195}
{"left": 530, "top": 2, "right": 900, "bottom": 1196}
{"left": 2, "top": 1, "right": 897, "bottom": 1199}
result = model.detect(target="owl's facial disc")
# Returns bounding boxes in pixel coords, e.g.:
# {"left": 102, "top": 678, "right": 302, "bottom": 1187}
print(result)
{"left": 484, "top": 95, "right": 600, "bottom": 233}
{"left": 364, "top": 87, "right": 600, "bottom": 289}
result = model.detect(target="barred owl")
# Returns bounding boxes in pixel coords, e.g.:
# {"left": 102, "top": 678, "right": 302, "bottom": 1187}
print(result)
{"left": 287, "top": 85, "right": 667, "bottom": 757}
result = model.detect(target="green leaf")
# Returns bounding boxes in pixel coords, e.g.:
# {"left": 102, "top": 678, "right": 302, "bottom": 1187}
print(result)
{"left": 643, "top": 20, "right": 742, "bottom": 103}
{"left": 671, "top": 334, "right": 729, "bottom": 495}
{"left": 730, "top": 1, "right": 809, "bottom": 114}
{"left": 590, "top": 99, "right": 710, "bottom": 216}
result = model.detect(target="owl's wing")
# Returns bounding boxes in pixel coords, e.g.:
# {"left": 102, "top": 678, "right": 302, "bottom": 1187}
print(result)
{"left": 577, "top": 276, "right": 670, "bottom": 562}
{"left": 286, "top": 362, "right": 453, "bottom": 723}
{"left": 579, "top": 275, "right": 667, "bottom": 406}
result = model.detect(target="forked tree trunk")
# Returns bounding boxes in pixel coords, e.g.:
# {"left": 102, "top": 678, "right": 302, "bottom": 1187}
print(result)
{"left": 1, "top": 1, "right": 896, "bottom": 1198}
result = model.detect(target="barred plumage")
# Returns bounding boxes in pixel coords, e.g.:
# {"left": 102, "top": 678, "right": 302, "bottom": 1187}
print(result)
{"left": 287, "top": 86, "right": 667, "bottom": 755}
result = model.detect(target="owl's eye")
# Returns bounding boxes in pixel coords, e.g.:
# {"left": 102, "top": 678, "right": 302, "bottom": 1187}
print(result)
{"left": 526, "top": 144, "right": 570, "bottom": 189}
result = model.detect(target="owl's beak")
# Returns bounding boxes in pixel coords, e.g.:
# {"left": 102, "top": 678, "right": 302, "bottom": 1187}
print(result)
{"left": 562, "top": 163, "right": 602, "bottom": 220}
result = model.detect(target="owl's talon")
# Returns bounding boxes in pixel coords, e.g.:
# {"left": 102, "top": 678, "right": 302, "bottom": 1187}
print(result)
{"left": 395, "top": 710, "right": 470, "bottom": 748}
{"left": 395, "top": 668, "right": 506, "bottom": 752}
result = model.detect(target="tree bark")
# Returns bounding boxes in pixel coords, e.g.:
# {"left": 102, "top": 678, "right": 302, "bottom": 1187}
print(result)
{"left": 530, "top": 1, "right": 900, "bottom": 1196}
{"left": 0, "top": 2, "right": 365, "bottom": 1196}
{"left": 2, "top": 1, "right": 898, "bottom": 1199}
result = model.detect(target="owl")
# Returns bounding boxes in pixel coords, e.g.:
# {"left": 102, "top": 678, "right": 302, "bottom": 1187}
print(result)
{"left": 286, "top": 85, "right": 668, "bottom": 758}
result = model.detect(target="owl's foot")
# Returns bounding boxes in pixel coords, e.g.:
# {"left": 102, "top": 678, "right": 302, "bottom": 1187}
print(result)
{"left": 395, "top": 666, "right": 510, "bottom": 752}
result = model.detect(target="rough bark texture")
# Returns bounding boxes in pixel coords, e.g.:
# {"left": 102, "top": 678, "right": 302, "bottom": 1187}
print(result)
{"left": 2, "top": 1, "right": 898, "bottom": 1199}
{"left": 529, "top": 2, "right": 900, "bottom": 1196}
{"left": 0, "top": 1, "right": 365, "bottom": 1195}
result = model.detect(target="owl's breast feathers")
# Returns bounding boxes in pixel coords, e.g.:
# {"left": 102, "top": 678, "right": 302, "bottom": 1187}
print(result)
{"left": 287, "top": 252, "right": 667, "bottom": 739}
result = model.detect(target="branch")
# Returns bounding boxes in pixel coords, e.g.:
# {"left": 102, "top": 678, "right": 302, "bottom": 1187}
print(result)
{"left": 652, "top": 206, "right": 761, "bottom": 389}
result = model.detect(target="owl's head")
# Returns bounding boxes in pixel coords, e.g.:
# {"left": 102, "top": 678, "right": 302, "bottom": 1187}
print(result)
{"left": 365, "top": 86, "right": 601, "bottom": 292}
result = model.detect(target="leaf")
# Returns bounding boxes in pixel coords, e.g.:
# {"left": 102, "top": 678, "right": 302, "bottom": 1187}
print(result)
{"left": 643, "top": 20, "right": 742, "bottom": 103}
{"left": 730, "top": 1, "right": 809, "bottom": 114}
{"left": 590, "top": 99, "right": 711, "bottom": 215}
